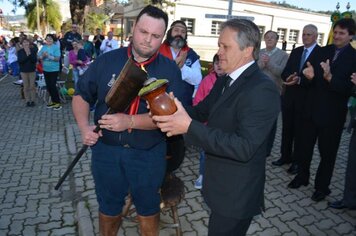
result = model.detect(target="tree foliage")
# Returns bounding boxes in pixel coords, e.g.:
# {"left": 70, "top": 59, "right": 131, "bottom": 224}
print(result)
{"left": 85, "top": 12, "right": 110, "bottom": 34}
{"left": 271, "top": 1, "right": 355, "bottom": 16}
{"left": 7, "top": 0, "right": 180, "bottom": 36}
{"left": 25, "top": 0, "right": 62, "bottom": 35}
{"left": 142, "top": 0, "right": 176, "bottom": 15}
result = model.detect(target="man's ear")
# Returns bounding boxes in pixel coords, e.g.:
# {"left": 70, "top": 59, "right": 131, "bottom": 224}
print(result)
{"left": 244, "top": 46, "right": 254, "bottom": 58}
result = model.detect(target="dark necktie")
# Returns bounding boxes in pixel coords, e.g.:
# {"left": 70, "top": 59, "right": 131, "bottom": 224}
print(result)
{"left": 299, "top": 48, "right": 308, "bottom": 72}
{"left": 222, "top": 75, "right": 233, "bottom": 94}
{"left": 332, "top": 49, "right": 340, "bottom": 62}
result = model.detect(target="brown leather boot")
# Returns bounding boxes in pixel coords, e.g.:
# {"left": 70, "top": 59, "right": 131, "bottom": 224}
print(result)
{"left": 99, "top": 212, "right": 122, "bottom": 236}
{"left": 137, "top": 213, "right": 160, "bottom": 236}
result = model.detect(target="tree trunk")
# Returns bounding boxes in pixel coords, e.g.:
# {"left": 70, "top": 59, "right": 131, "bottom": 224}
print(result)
{"left": 69, "top": 0, "right": 90, "bottom": 30}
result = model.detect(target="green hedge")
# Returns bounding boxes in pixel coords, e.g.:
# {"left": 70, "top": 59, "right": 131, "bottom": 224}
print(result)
{"left": 201, "top": 60, "right": 212, "bottom": 77}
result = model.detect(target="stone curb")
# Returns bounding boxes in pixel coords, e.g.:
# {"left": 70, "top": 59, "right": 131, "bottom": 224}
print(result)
{"left": 66, "top": 123, "right": 77, "bottom": 155}
{"left": 65, "top": 123, "right": 94, "bottom": 236}
{"left": 77, "top": 201, "right": 95, "bottom": 236}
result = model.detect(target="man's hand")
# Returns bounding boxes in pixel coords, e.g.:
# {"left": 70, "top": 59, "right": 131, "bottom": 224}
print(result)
{"left": 175, "top": 51, "right": 187, "bottom": 68}
{"left": 80, "top": 125, "right": 102, "bottom": 146}
{"left": 302, "top": 62, "right": 314, "bottom": 80}
{"left": 283, "top": 72, "right": 299, "bottom": 86}
{"left": 98, "top": 113, "right": 131, "bottom": 132}
{"left": 259, "top": 53, "right": 270, "bottom": 68}
{"left": 320, "top": 59, "right": 332, "bottom": 82}
{"left": 152, "top": 98, "right": 192, "bottom": 137}
{"left": 351, "top": 72, "right": 356, "bottom": 85}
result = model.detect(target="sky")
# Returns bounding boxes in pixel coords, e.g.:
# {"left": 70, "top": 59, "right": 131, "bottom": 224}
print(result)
{"left": 1, "top": 1, "right": 26, "bottom": 16}
{"left": 265, "top": 0, "right": 355, "bottom": 12}
{"left": 0, "top": 0, "right": 355, "bottom": 16}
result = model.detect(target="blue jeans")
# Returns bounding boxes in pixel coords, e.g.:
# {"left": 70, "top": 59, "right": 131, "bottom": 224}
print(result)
{"left": 9, "top": 61, "right": 19, "bottom": 76}
{"left": 91, "top": 140, "right": 166, "bottom": 216}
{"left": 72, "top": 68, "right": 79, "bottom": 90}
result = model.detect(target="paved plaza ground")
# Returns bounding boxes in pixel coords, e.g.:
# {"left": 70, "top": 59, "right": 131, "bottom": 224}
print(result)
{"left": 0, "top": 76, "right": 355, "bottom": 236}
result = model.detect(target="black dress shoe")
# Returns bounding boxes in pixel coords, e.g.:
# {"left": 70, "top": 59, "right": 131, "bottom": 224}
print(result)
{"left": 328, "top": 200, "right": 347, "bottom": 209}
{"left": 272, "top": 158, "right": 291, "bottom": 166}
{"left": 288, "top": 176, "right": 309, "bottom": 189}
{"left": 311, "top": 190, "right": 330, "bottom": 202}
{"left": 287, "top": 163, "right": 298, "bottom": 175}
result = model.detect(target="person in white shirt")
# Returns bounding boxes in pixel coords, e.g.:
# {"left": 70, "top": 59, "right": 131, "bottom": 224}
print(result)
{"left": 159, "top": 20, "right": 202, "bottom": 105}
{"left": 100, "top": 31, "right": 119, "bottom": 54}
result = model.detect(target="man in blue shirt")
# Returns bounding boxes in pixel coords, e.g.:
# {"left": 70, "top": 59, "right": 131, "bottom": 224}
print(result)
{"left": 72, "top": 5, "right": 186, "bottom": 236}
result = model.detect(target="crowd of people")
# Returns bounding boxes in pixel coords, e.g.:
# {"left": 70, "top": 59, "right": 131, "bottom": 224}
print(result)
{"left": 0, "top": 25, "right": 131, "bottom": 110}
{"left": 1, "top": 5, "right": 355, "bottom": 235}
{"left": 72, "top": 3, "right": 356, "bottom": 235}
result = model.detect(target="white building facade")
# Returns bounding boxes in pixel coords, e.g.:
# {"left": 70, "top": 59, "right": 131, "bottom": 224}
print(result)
{"left": 124, "top": 0, "right": 331, "bottom": 61}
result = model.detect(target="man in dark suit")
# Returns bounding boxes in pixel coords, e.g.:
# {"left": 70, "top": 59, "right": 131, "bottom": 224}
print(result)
{"left": 329, "top": 73, "right": 356, "bottom": 210}
{"left": 153, "top": 19, "right": 280, "bottom": 236}
{"left": 274, "top": 24, "right": 320, "bottom": 175}
{"left": 289, "top": 18, "right": 356, "bottom": 202}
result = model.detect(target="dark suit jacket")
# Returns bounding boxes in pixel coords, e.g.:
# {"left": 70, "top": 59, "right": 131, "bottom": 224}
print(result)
{"left": 281, "top": 45, "right": 320, "bottom": 112}
{"left": 303, "top": 44, "right": 356, "bottom": 127}
{"left": 185, "top": 63, "right": 280, "bottom": 219}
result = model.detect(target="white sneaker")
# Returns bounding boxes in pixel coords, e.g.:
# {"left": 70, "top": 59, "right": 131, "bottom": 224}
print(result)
{"left": 13, "top": 79, "right": 23, "bottom": 85}
{"left": 194, "top": 175, "right": 203, "bottom": 189}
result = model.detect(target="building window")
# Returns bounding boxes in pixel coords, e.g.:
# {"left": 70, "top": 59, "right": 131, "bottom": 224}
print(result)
{"left": 317, "top": 33, "right": 324, "bottom": 45}
{"left": 180, "top": 18, "right": 195, "bottom": 34}
{"left": 211, "top": 21, "right": 222, "bottom": 35}
{"left": 289, "top": 29, "right": 299, "bottom": 43}
{"left": 277, "top": 28, "right": 287, "bottom": 41}
{"left": 258, "top": 26, "right": 265, "bottom": 37}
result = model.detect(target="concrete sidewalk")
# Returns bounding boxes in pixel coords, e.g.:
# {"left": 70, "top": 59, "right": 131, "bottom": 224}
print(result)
{"left": 0, "top": 77, "right": 355, "bottom": 236}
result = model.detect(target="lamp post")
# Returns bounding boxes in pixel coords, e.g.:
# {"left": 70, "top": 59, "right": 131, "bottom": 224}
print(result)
{"left": 227, "top": 0, "right": 233, "bottom": 19}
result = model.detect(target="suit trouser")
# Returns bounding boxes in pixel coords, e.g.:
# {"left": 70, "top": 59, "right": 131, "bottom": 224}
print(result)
{"left": 298, "top": 118, "right": 344, "bottom": 192}
{"left": 343, "top": 128, "right": 356, "bottom": 207}
{"left": 266, "top": 119, "right": 277, "bottom": 156}
{"left": 280, "top": 101, "right": 304, "bottom": 162}
{"left": 208, "top": 211, "right": 252, "bottom": 236}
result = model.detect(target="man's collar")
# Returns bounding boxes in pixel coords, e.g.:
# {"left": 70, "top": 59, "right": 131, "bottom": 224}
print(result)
{"left": 304, "top": 42, "right": 317, "bottom": 51}
{"left": 228, "top": 60, "right": 255, "bottom": 81}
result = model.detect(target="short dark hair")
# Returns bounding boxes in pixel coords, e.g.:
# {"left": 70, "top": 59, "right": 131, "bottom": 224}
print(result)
{"left": 136, "top": 5, "right": 168, "bottom": 30}
{"left": 45, "top": 34, "right": 57, "bottom": 42}
{"left": 333, "top": 18, "right": 356, "bottom": 36}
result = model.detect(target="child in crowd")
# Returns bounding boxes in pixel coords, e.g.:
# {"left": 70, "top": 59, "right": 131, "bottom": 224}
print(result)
{"left": 7, "top": 38, "right": 20, "bottom": 78}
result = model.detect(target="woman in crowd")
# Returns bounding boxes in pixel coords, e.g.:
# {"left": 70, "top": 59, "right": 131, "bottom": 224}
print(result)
{"left": 38, "top": 34, "right": 62, "bottom": 111}
{"left": 17, "top": 38, "right": 38, "bottom": 107}
{"left": 69, "top": 39, "right": 88, "bottom": 89}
